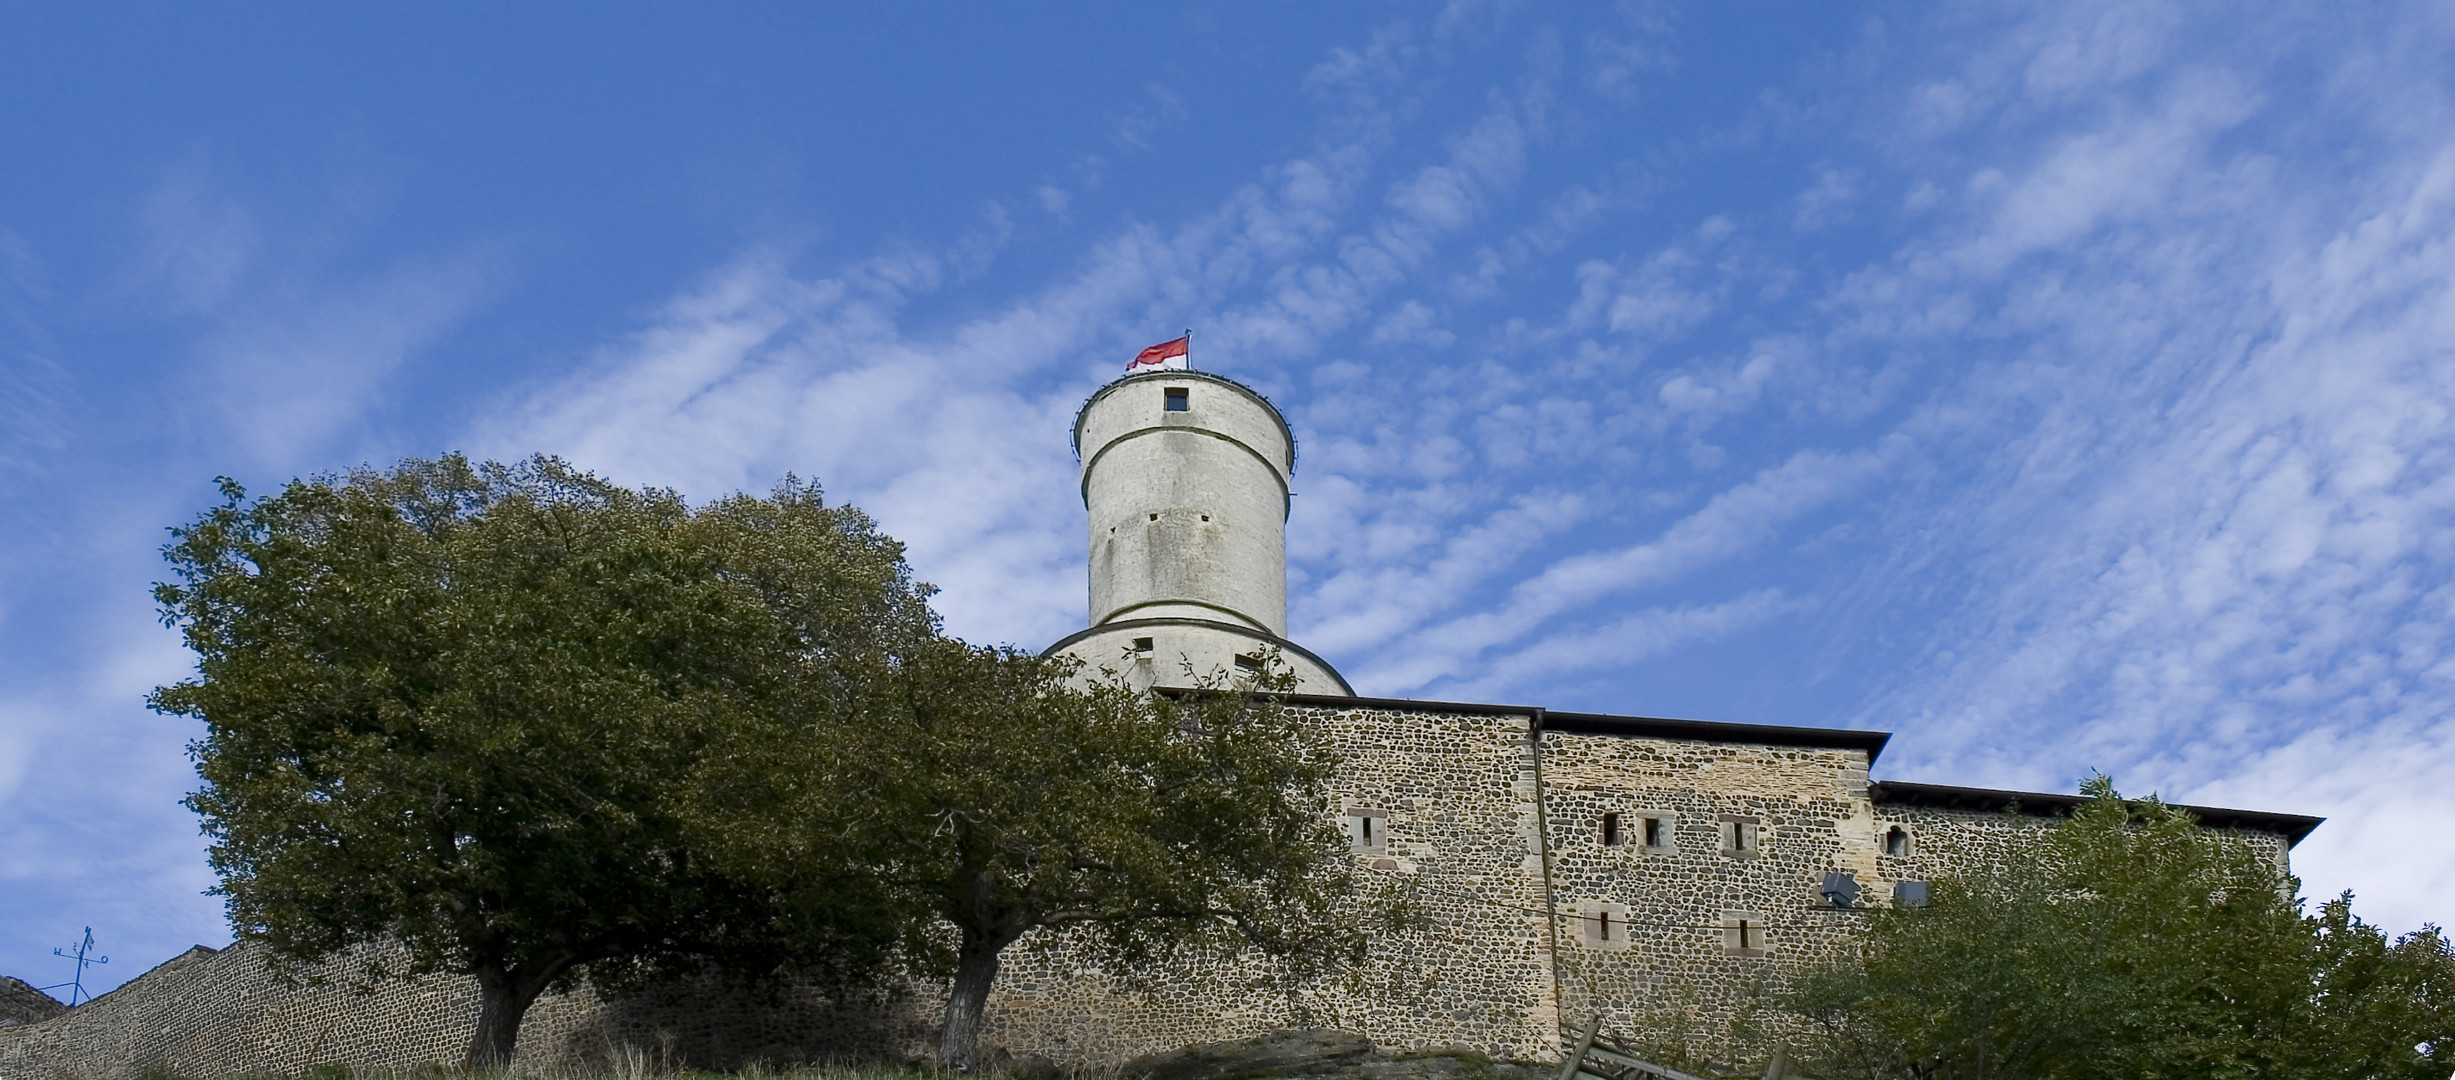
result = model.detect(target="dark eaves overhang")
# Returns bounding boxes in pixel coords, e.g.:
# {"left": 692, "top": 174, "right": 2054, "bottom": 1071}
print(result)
{"left": 1872, "top": 780, "right": 2325, "bottom": 847}
{"left": 1275, "top": 693, "right": 1895, "bottom": 764}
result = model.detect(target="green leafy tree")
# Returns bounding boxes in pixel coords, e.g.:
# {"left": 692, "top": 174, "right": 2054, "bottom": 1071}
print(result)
{"left": 151, "top": 455, "right": 935, "bottom": 1067}
{"left": 1789, "top": 777, "right": 2455, "bottom": 1080}
{"left": 752, "top": 645, "right": 1361, "bottom": 1071}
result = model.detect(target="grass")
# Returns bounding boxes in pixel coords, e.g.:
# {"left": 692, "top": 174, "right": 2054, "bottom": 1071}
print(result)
{"left": 109, "top": 1058, "right": 1065, "bottom": 1080}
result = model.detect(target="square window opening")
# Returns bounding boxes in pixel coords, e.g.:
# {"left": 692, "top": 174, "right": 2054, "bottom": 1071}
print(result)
{"left": 1132, "top": 637, "right": 1154, "bottom": 656}
{"left": 1345, "top": 809, "right": 1387, "bottom": 854}
{"left": 1164, "top": 387, "right": 1190, "bottom": 411}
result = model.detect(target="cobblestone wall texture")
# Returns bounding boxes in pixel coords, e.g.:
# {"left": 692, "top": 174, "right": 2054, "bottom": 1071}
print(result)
{"left": 1871, "top": 803, "right": 2291, "bottom": 885}
{"left": 0, "top": 981, "right": 65, "bottom": 1030}
{"left": 0, "top": 941, "right": 929, "bottom": 1080}
{"left": 0, "top": 703, "right": 2304, "bottom": 1078}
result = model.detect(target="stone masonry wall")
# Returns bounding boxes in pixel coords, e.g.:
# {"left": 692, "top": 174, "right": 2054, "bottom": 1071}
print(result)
{"left": 982, "top": 703, "right": 1557, "bottom": 1065}
{"left": 1872, "top": 802, "right": 2295, "bottom": 889}
{"left": 985, "top": 706, "right": 1910, "bottom": 1069}
{"left": 0, "top": 941, "right": 929, "bottom": 1080}
{"left": 0, "top": 703, "right": 2301, "bottom": 1079}
{"left": 1536, "top": 731, "right": 1876, "bottom": 1064}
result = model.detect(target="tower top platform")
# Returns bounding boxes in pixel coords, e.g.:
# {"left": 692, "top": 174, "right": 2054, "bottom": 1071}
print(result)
{"left": 1071, "top": 369, "right": 1297, "bottom": 474}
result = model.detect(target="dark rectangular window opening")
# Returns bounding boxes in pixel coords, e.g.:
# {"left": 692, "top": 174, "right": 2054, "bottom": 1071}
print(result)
{"left": 1132, "top": 637, "right": 1154, "bottom": 656}
{"left": 1233, "top": 653, "right": 1262, "bottom": 673}
{"left": 1346, "top": 809, "right": 1387, "bottom": 854}
{"left": 1644, "top": 817, "right": 1664, "bottom": 847}
{"left": 1602, "top": 812, "right": 1622, "bottom": 847}
{"left": 1736, "top": 919, "right": 1754, "bottom": 949}
{"left": 1164, "top": 387, "right": 1190, "bottom": 411}
{"left": 1598, "top": 912, "right": 1612, "bottom": 941}
{"left": 1725, "top": 820, "right": 1758, "bottom": 853}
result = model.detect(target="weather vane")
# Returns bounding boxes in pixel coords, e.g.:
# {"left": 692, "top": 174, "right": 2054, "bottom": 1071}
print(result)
{"left": 41, "top": 927, "right": 108, "bottom": 1006}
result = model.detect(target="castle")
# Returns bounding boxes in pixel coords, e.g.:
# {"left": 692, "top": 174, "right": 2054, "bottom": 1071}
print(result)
{"left": 992, "top": 369, "right": 2321, "bottom": 1062}
{"left": 0, "top": 369, "right": 2321, "bottom": 1077}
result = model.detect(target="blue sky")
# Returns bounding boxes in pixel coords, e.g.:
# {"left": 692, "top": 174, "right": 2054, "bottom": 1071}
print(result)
{"left": 5, "top": 1, "right": 2451, "bottom": 994}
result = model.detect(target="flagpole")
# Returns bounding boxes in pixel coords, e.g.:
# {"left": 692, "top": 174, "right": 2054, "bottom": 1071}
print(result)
{"left": 1185, "top": 328, "right": 1193, "bottom": 371}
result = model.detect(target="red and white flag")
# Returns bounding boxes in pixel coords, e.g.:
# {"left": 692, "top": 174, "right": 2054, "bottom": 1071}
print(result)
{"left": 1128, "top": 334, "right": 1189, "bottom": 373}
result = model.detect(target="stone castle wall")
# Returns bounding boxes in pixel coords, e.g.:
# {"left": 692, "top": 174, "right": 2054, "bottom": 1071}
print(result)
{"left": 1537, "top": 729, "right": 1878, "bottom": 1064}
{"left": 0, "top": 702, "right": 2304, "bottom": 1078}
{"left": 983, "top": 703, "right": 1558, "bottom": 1065}
{"left": 983, "top": 704, "right": 1973, "bottom": 1069}
{"left": 0, "top": 942, "right": 929, "bottom": 1080}
{"left": 1872, "top": 802, "right": 2293, "bottom": 890}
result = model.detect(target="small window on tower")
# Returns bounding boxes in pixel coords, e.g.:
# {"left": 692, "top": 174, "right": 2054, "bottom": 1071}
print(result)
{"left": 1345, "top": 808, "right": 1387, "bottom": 854}
{"left": 1721, "top": 816, "right": 1760, "bottom": 856}
{"left": 1643, "top": 816, "right": 1667, "bottom": 849}
{"left": 1602, "top": 812, "right": 1622, "bottom": 847}
{"left": 1164, "top": 387, "right": 1190, "bottom": 411}
{"left": 1884, "top": 826, "right": 1911, "bottom": 857}
{"left": 1234, "top": 653, "right": 1262, "bottom": 674}
{"left": 1132, "top": 637, "right": 1154, "bottom": 657}
{"left": 1578, "top": 902, "right": 1632, "bottom": 950}
{"left": 1723, "top": 910, "right": 1769, "bottom": 956}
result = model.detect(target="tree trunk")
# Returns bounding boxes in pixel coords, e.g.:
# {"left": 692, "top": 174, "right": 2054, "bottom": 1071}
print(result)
{"left": 465, "top": 959, "right": 566, "bottom": 1069}
{"left": 937, "top": 933, "right": 1008, "bottom": 1072}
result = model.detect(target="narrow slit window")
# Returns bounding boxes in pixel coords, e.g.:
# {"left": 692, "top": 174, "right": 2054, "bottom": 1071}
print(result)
{"left": 1723, "top": 910, "right": 1769, "bottom": 955}
{"left": 1582, "top": 903, "right": 1632, "bottom": 950}
{"left": 1602, "top": 812, "right": 1622, "bottom": 847}
{"left": 1164, "top": 387, "right": 1190, "bottom": 411}
{"left": 1234, "top": 653, "right": 1262, "bottom": 673}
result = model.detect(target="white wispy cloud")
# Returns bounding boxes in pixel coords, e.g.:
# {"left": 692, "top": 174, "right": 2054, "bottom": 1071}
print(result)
{"left": 20, "top": 0, "right": 2455, "bottom": 975}
{"left": 474, "top": 31, "right": 1569, "bottom": 651}
{"left": 1813, "top": 0, "right": 2455, "bottom": 931}
{"left": 1353, "top": 443, "right": 1900, "bottom": 693}
{"left": 1458, "top": 588, "right": 1801, "bottom": 702}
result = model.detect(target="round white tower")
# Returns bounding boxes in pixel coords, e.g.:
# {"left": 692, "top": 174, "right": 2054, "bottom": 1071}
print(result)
{"left": 1045, "top": 370, "right": 1351, "bottom": 694}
